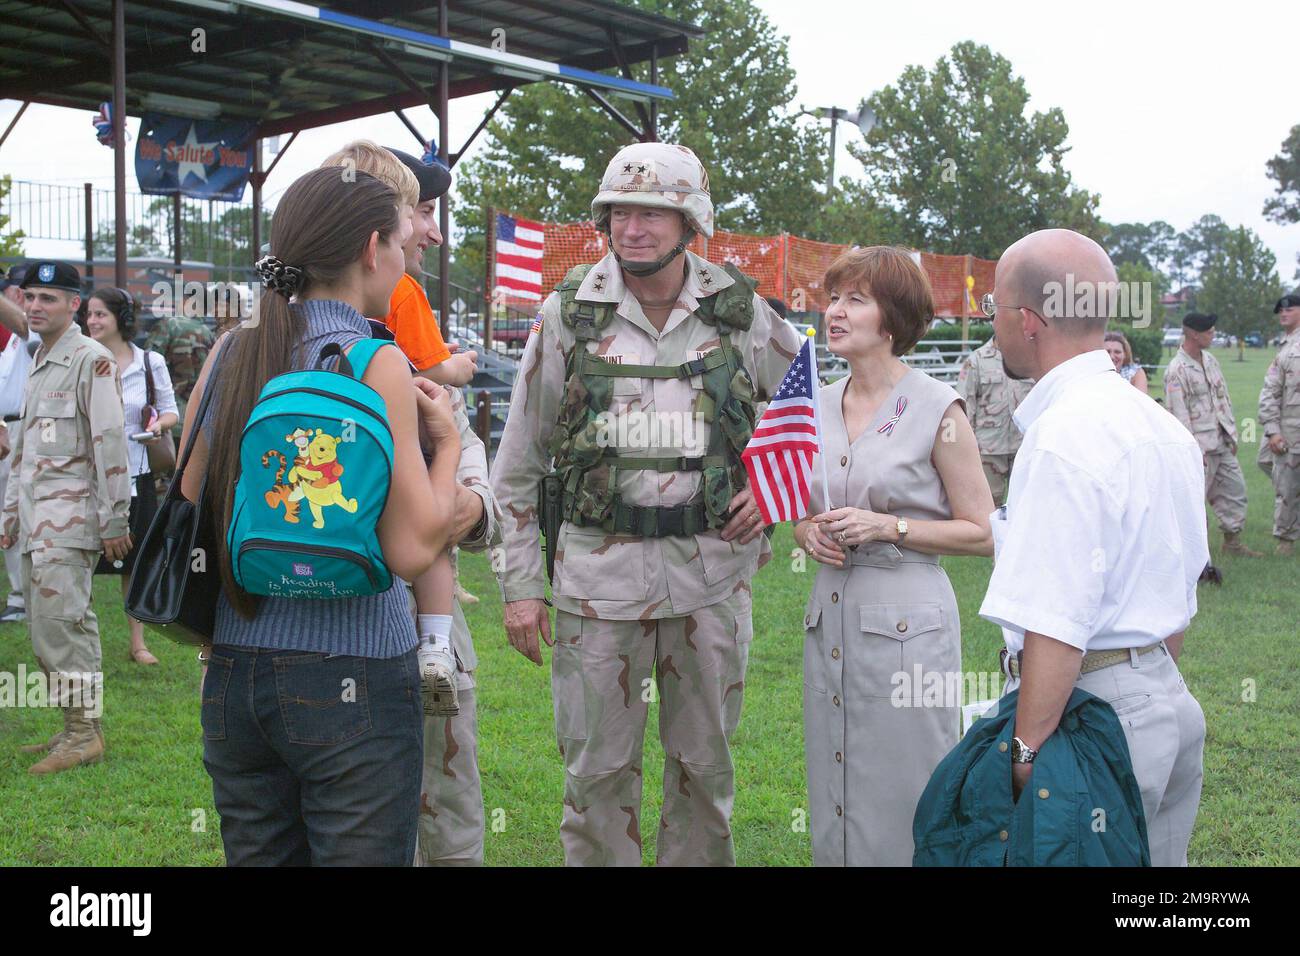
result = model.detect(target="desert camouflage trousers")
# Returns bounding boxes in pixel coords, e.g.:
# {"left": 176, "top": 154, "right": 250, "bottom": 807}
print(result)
{"left": 417, "top": 678, "right": 484, "bottom": 866}
{"left": 1203, "top": 447, "right": 1248, "bottom": 535}
{"left": 980, "top": 454, "right": 1014, "bottom": 507}
{"left": 20, "top": 546, "right": 102, "bottom": 707}
{"left": 552, "top": 586, "right": 753, "bottom": 866}
{"left": 1258, "top": 448, "right": 1300, "bottom": 541}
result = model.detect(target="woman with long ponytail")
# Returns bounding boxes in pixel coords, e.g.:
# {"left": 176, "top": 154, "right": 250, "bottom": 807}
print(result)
{"left": 176, "top": 166, "right": 460, "bottom": 865}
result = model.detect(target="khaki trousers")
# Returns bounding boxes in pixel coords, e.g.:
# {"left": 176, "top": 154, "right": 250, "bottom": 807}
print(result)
{"left": 1203, "top": 447, "right": 1248, "bottom": 535}
{"left": 1004, "top": 643, "right": 1205, "bottom": 866}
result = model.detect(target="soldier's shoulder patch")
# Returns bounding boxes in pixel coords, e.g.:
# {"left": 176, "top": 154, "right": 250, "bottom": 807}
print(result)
{"left": 94, "top": 358, "right": 113, "bottom": 377}
{"left": 530, "top": 313, "right": 543, "bottom": 336}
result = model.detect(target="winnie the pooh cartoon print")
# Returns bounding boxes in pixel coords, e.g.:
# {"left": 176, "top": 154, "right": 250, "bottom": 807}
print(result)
{"left": 287, "top": 428, "right": 359, "bottom": 529}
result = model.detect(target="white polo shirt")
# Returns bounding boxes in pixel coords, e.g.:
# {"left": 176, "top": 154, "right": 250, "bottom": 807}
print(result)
{"left": 979, "top": 350, "right": 1209, "bottom": 654}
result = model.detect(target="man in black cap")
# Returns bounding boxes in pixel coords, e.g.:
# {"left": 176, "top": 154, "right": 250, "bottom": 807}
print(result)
{"left": 1164, "top": 312, "right": 1262, "bottom": 563}
{"left": 1, "top": 260, "right": 132, "bottom": 773}
{"left": 1257, "top": 293, "right": 1300, "bottom": 555}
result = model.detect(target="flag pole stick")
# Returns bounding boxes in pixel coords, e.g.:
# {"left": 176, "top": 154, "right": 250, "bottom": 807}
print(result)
{"left": 808, "top": 330, "right": 832, "bottom": 514}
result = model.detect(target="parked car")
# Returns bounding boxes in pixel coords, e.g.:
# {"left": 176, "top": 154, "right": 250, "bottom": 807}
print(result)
{"left": 1245, "top": 334, "right": 1263, "bottom": 347}
{"left": 1162, "top": 328, "right": 1182, "bottom": 346}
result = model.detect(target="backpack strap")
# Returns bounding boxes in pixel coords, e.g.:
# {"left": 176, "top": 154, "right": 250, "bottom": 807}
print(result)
{"left": 316, "top": 339, "right": 394, "bottom": 381}
{"left": 344, "top": 339, "right": 392, "bottom": 381}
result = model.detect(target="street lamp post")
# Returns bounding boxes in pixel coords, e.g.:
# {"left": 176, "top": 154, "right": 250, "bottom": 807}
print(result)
{"left": 817, "top": 104, "right": 876, "bottom": 194}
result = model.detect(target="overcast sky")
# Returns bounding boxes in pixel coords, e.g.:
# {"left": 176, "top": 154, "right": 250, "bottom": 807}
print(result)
{"left": 2, "top": 0, "right": 1296, "bottom": 283}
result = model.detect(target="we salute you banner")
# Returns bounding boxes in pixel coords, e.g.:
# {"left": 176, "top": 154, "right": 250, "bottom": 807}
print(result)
{"left": 135, "top": 113, "right": 256, "bottom": 202}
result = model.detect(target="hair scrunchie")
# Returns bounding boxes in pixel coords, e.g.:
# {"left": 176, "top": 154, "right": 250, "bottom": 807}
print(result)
{"left": 255, "top": 254, "right": 303, "bottom": 298}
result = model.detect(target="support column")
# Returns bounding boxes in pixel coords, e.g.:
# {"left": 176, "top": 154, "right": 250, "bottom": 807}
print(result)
{"left": 84, "top": 183, "right": 94, "bottom": 281}
{"left": 649, "top": 46, "right": 658, "bottom": 141}
{"left": 437, "top": 0, "right": 451, "bottom": 339}
{"left": 112, "top": 0, "right": 127, "bottom": 287}
{"left": 251, "top": 137, "right": 263, "bottom": 264}
{"left": 173, "top": 193, "right": 183, "bottom": 272}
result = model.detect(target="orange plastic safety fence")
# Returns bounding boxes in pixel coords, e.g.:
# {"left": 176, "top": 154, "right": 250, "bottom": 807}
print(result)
{"left": 493, "top": 210, "right": 997, "bottom": 317}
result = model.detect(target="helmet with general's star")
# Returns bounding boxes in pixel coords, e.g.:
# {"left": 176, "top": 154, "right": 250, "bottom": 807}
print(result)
{"left": 591, "top": 142, "right": 714, "bottom": 239}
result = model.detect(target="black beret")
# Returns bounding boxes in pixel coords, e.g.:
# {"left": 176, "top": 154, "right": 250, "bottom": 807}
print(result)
{"left": 1274, "top": 293, "right": 1300, "bottom": 313}
{"left": 19, "top": 260, "right": 81, "bottom": 293}
{"left": 1182, "top": 312, "right": 1216, "bottom": 332}
{"left": 386, "top": 147, "right": 451, "bottom": 203}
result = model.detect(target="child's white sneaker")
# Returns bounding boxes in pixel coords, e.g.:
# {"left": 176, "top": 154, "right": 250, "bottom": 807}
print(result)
{"left": 417, "top": 641, "right": 459, "bottom": 717}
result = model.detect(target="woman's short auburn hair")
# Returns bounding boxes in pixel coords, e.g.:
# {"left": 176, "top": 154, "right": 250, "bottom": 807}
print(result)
{"left": 824, "top": 246, "right": 934, "bottom": 356}
{"left": 1103, "top": 330, "right": 1134, "bottom": 365}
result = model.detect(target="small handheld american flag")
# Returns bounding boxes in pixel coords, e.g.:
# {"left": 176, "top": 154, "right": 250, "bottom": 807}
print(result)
{"left": 741, "top": 330, "right": 829, "bottom": 525}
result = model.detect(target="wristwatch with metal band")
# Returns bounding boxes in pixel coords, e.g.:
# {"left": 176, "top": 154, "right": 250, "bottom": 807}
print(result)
{"left": 1010, "top": 736, "right": 1038, "bottom": 764}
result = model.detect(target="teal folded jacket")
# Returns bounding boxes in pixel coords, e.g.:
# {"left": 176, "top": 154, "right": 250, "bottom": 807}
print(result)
{"left": 913, "top": 687, "right": 1150, "bottom": 866}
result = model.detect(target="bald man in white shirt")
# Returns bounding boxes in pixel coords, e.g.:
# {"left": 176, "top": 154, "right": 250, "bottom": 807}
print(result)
{"left": 979, "top": 229, "right": 1209, "bottom": 867}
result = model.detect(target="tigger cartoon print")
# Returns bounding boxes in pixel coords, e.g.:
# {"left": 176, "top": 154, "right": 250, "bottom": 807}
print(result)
{"left": 261, "top": 450, "right": 302, "bottom": 523}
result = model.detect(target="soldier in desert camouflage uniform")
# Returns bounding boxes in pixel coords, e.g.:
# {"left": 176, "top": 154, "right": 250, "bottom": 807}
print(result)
{"left": 417, "top": 385, "right": 502, "bottom": 866}
{"left": 1165, "top": 312, "right": 1262, "bottom": 559}
{"left": 955, "top": 339, "right": 1032, "bottom": 505}
{"left": 1, "top": 261, "right": 132, "bottom": 774}
{"left": 491, "top": 142, "right": 802, "bottom": 866}
{"left": 145, "top": 306, "right": 214, "bottom": 440}
{"left": 1258, "top": 294, "right": 1300, "bottom": 556}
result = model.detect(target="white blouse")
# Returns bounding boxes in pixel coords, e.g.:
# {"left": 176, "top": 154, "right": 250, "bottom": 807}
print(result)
{"left": 120, "top": 343, "right": 179, "bottom": 480}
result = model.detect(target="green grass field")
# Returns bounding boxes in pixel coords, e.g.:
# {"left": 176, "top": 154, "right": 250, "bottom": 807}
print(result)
{"left": 0, "top": 347, "right": 1295, "bottom": 866}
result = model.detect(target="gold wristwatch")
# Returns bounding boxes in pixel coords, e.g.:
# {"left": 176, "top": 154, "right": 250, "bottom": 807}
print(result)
{"left": 895, "top": 517, "right": 909, "bottom": 543}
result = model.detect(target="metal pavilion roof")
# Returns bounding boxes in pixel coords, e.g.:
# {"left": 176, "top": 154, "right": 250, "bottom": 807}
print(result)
{"left": 0, "top": 0, "right": 702, "bottom": 136}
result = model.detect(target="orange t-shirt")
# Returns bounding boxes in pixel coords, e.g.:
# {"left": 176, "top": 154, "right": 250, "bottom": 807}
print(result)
{"left": 384, "top": 273, "right": 451, "bottom": 371}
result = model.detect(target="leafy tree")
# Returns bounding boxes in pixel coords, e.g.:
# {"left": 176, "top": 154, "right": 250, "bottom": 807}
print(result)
{"left": 845, "top": 41, "right": 1103, "bottom": 260}
{"left": 1198, "top": 226, "right": 1283, "bottom": 351}
{"left": 1263, "top": 124, "right": 1300, "bottom": 224}
{"left": 453, "top": 0, "right": 832, "bottom": 284}
{"left": 1104, "top": 220, "right": 1176, "bottom": 274}
{"left": 0, "top": 175, "right": 26, "bottom": 259}
{"left": 1115, "top": 260, "right": 1168, "bottom": 331}
{"left": 1263, "top": 123, "right": 1300, "bottom": 278}
{"left": 1170, "top": 214, "right": 1231, "bottom": 289}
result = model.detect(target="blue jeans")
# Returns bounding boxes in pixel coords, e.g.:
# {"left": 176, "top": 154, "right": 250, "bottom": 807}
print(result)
{"left": 201, "top": 646, "right": 423, "bottom": 866}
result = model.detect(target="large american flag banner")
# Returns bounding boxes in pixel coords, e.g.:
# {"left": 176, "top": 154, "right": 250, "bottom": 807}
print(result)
{"left": 493, "top": 212, "right": 545, "bottom": 300}
{"left": 742, "top": 333, "right": 827, "bottom": 524}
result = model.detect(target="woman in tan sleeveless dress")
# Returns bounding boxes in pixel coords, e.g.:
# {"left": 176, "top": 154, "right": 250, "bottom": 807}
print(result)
{"left": 794, "top": 248, "right": 994, "bottom": 866}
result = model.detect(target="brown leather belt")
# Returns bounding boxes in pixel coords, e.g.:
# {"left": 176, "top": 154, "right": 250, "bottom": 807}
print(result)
{"left": 999, "top": 642, "right": 1163, "bottom": 680}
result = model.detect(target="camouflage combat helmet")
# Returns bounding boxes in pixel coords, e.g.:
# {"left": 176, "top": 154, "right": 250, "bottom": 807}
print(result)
{"left": 591, "top": 142, "right": 714, "bottom": 277}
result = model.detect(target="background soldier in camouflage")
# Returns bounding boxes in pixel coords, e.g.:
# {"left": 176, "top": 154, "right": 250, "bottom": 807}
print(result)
{"left": 955, "top": 339, "right": 1032, "bottom": 505}
{"left": 417, "top": 385, "right": 502, "bottom": 866}
{"left": 0, "top": 261, "right": 132, "bottom": 774}
{"left": 1166, "top": 312, "right": 1262, "bottom": 557}
{"left": 145, "top": 305, "right": 214, "bottom": 440}
{"left": 492, "top": 143, "right": 802, "bottom": 866}
{"left": 1258, "top": 294, "right": 1300, "bottom": 555}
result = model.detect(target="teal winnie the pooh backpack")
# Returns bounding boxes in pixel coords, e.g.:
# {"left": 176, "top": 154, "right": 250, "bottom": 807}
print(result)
{"left": 229, "top": 339, "right": 395, "bottom": 598}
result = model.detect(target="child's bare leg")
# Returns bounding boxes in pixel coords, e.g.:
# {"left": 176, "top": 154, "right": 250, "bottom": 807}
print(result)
{"left": 414, "top": 553, "right": 458, "bottom": 716}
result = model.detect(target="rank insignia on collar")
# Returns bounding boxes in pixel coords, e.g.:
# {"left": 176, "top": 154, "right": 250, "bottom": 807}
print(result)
{"left": 698, "top": 269, "right": 713, "bottom": 287}
{"left": 593, "top": 273, "right": 606, "bottom": 292}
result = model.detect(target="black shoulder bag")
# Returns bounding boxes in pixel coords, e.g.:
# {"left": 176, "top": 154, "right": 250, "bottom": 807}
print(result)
{"left": 124, "top": 344, "right": 227, "bottom": 645}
